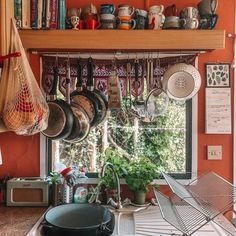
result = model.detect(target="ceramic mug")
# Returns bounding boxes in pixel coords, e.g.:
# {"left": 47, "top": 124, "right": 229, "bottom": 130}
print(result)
{"left": 85, "top": 19, "right": 100, "bottom": 29}
{"left": 83, "top": 3, "right": 98, "bottom": 15}
{"left": 164, "top": 4, "right": 178, "bottom": 17}
{"left": 163, "top": 16, "right": 180, "bottom": 29}
{"left": 199, "top": 13, "right": 218, "bottom": 29}
{"left": 135, "top": 9, "right": 148, "bottom": 18}
{"left": 197, "top": 0, "right": 218, "bottom": 16}
{"left": 100, "top": 14, "right": 116, "bottom": 29}
{"left": 100, "top": 4, "right": 115, "bottom": 15}
{"left": 117, "top": 16, "right": 136, "bottom": 30}
{"left": 149, "top": 5, "right": 164, "bottom": 15}
{"left": 148, "top": 5, "right": 165, "bottom": 29}
{"left": 118, "top": 4, "right": 135, "bottom": 17}
{"left": 100, "top": 14, "right": 116, "bottom": 21}
{"left": 180, "top": 7, "right": 199, "bottom": 19}
{"left": 67, "top": 8, "right": 82, "bottom": 18}
{"left": 84, "top": 13, "right": 99, "bottom": 21}
{"left": 135, "top": 15, "right": 147, "bottom": 29}
{"left": 180, "top": 17, "right": 199, "bottom": 29}
{"left": 77, "top": 20, "right": 85, "bottom": 29}
{"left": 100, "top": 20, "right": 116, "bottom": 29}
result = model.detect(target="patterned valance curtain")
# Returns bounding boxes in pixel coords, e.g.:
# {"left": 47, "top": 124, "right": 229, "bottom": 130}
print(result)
{"left": 42, "top": 55, "right": 196, "bottom": 97}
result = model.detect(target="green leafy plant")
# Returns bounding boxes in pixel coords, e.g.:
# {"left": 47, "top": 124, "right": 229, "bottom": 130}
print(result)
{"left": 47, "top": 171, "right": 62, "bottom": 185}
{"left": 125, "top": 156, "right": 159, "bottom": 192}
{"left": 99, "top": 148, "right": 128, "bottom": 189}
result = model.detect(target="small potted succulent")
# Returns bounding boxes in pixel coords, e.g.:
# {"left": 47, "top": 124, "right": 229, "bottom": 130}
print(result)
{"left": 125, "top": 156, "right": 159, "bottom": 205}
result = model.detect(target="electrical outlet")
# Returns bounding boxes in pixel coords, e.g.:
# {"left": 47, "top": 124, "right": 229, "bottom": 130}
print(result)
{"left": 207, "top": 146, "right": 222, "bottom": 160}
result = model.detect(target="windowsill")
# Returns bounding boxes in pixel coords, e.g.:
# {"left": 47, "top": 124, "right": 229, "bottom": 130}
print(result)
{"left": 75, "top": 175, "right": 198, "bottom": 186}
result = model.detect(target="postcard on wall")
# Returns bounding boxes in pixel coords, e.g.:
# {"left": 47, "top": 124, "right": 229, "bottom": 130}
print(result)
{"left": 205, "top": 63, "right": 230, "bottom": 87}
{"left": 205, "top": 87, "right": 231, "bottom": 134}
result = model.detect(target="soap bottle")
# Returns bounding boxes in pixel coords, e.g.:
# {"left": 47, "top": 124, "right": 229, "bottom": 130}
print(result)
{"left": 73, "top": 171, "right": 88, "bottom": 203}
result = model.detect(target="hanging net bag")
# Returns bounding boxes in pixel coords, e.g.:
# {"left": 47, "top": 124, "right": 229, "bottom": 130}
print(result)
{"left": 0, "top": 20, "right": 49, "bottom": 135}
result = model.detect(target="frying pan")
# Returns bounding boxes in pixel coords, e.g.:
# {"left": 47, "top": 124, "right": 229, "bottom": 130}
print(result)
{"left": 87, "top": 57, "right": 108, "bottom": 124}
{"left": 64, "top": 59, "right": 90, "bottom": 143}
{"left": 162, "top": 63, "right": 201, "bottom": 101}
{"left": 42, "top": 65, "right": 74, "bottom": 140}
{"left": 71, "top": 59, "right": 99, "bottom": 128}
{"left": 71, "top": 58, "right": 104, "bottom": 128}
{"left": 63, "top": 60, "right": 91, "bottom": 143}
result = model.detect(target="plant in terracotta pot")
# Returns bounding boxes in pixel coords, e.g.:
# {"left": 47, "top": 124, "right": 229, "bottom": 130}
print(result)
{"left": 125, "top": 156, "right": 159, "bottom": 205}
{"left": 99, "top": 148, "right": 128, "bottom": 202}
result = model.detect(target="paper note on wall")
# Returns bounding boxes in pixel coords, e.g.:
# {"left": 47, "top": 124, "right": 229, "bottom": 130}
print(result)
{"left": 205, "top": 88, "right": 231, "bottom": 134}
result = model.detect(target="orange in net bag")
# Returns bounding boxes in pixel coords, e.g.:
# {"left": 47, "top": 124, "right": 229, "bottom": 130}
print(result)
{"left": 0, "top": 20, "right": 49, "bottom": 135}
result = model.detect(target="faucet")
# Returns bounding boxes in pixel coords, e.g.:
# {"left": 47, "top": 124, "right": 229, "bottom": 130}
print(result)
{"left": 101, "top": 162, "right": 122, "bottom": 209}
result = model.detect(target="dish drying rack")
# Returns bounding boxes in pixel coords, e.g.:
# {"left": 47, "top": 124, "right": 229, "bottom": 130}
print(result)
{"left": 154, "top": 172, "right": 236, "bottom": 236}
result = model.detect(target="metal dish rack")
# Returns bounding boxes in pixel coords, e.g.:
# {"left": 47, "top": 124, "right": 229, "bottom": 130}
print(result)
{"left": 154, "top": 172, "right": 236, "bottom": 236}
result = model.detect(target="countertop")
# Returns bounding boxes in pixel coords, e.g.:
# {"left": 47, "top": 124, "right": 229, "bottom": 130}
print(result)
{"left": 0, "top": 205, "right": 47, "bottom": 236}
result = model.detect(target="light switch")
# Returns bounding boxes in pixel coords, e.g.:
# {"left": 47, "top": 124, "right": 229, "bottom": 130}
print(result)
{"left": 207, "top": 146, "right": 222, "bottom": 160}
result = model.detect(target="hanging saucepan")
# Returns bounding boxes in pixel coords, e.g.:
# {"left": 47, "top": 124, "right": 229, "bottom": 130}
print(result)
{"left": 162, "top": 63, "right": 201, "bottom": 101}
{"left": 42, "top": 204, "right": 115, "bottom": 236}
{"left": 70, "top": 59, "right": 100, "bottom": 128}
{"left": 87, "top": 57, "right": 108, "bottom": 124}
{"left": 42, "top": 63, "right": 74, "bottom": 140}
{"left": 63, "top": 60, "right": 90, "bottom": 143}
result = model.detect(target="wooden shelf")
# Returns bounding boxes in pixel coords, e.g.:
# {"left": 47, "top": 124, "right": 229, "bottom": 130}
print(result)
{"left": 19, "top": 29, "right": 225, "bottom": 51}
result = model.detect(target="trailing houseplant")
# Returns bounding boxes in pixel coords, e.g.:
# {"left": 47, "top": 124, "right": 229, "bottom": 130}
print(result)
{"left": 125, "top": 156, "right": 159, "bottom": 205}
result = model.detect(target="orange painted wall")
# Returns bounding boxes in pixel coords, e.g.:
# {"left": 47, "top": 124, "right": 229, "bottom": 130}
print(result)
{"left": 0, "top": 0, "right": 235, "bottom": 182}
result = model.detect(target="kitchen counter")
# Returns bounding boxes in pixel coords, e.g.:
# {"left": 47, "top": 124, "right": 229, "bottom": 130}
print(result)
{"left": 0, "top": 205, "right": 47, "bottom": 236}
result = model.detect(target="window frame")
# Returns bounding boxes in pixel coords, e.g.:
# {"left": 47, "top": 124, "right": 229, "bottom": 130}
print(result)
{"left": 40, "top": 93, "right": 198, "bottom": 185}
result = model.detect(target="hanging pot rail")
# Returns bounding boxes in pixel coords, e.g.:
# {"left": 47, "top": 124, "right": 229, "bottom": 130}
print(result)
{"left": 35, "top": 51, "right": 204, "bottom": 60}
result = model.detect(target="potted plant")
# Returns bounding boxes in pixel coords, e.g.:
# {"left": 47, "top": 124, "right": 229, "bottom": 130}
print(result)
{"left": 99, "top": 148, "right": 128, "bottom": 202}
{"left": 125, "top": 156, "right": 159, "bottom": 205}
{"left": 47, "top": 171, "right": 62, "bottom": 206}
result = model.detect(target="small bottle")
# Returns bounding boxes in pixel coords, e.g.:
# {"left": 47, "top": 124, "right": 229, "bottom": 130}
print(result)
{"left": 73, "top": 171, "right": 88, "bottom": 203}
{"left": 61, "top": 179, "right": 73, "bottom": 204}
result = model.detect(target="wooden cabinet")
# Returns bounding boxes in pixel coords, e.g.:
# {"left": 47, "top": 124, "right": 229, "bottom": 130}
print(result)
{"left": 19, "top": 29, "right": 225, "bottom": 51}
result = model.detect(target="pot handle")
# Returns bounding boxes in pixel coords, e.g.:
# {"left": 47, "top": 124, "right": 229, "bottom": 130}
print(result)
{"left": 41, "top": 221, "right": 54, "bottom": 229}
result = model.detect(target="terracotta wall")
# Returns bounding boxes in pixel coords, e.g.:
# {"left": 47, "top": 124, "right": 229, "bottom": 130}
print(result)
{"left": 0, "top": 0, "right": 235, "bottom": 182}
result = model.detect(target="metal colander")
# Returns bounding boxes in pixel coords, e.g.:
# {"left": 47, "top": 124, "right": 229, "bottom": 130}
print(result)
{"left": 162, "top": 63, "right": 201, "bottom": 101}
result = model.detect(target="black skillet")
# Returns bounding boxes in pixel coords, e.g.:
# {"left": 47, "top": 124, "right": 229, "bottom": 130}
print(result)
{"left": 87, "top": 57, "right": 108, "bottom": 124}
{"left": 64, "top": 59, "right": 91, "bottom": 143}
{"left": 42, "top": 65, "right": 74, "bottom": 140}
{"left": 71, "top": 58, "right": 102, "bottom": 128}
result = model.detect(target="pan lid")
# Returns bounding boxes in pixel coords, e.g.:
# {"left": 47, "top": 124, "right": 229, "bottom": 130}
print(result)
{"left": 162, "top": 63, "right": 201, "bottom": 101}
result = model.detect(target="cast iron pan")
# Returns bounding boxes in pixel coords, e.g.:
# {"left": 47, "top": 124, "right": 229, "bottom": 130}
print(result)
{"left": 63, "top": 59, "right": 91, "bottom": 143}
{"left": 87, "top": 57, "right": 108, "bottom": 124}
{"left": 71, "top": 59, "right": 102, "bottom": 128}
{"left": 42, "top": 66, "right": 74, "bottom": 140}
{"left": 70, "top": 102, "right": 91, "bottom": 142}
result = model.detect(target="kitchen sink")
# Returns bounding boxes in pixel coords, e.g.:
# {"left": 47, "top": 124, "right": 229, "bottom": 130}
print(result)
{"left": 27, "top": 205, "right": 229, "bottom": 236}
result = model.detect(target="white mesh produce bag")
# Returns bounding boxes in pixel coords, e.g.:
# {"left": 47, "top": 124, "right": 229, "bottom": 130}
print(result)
{"left": 0, "top": 20, "right": 49, "bottom": 135}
